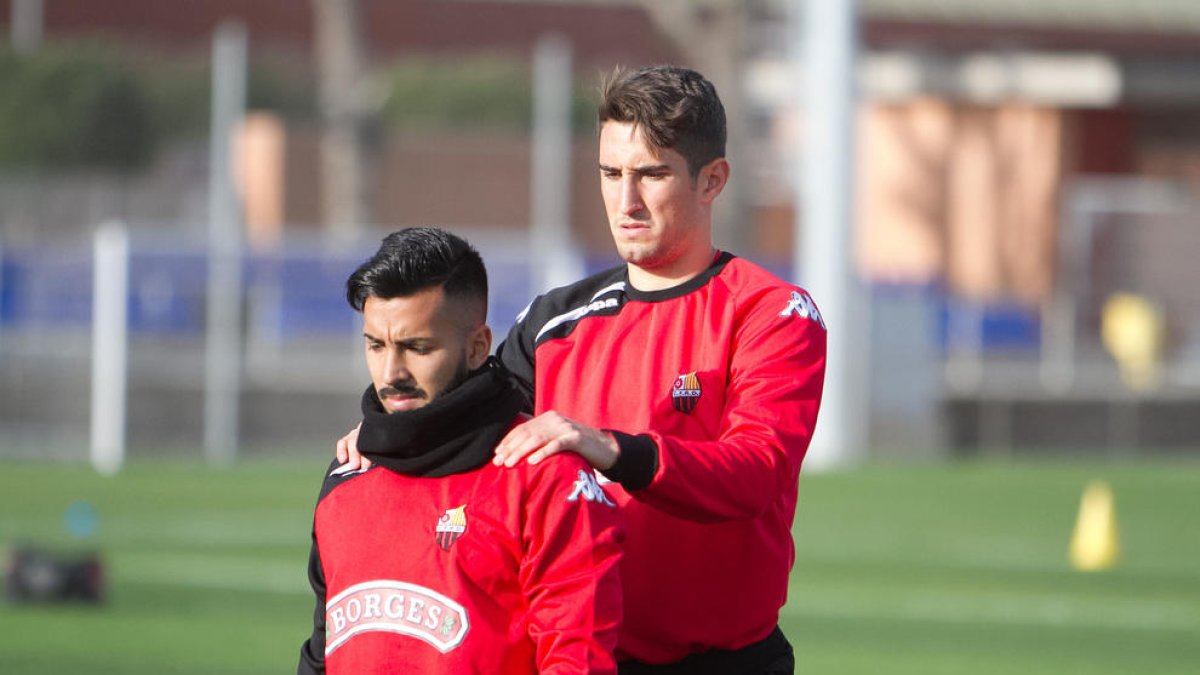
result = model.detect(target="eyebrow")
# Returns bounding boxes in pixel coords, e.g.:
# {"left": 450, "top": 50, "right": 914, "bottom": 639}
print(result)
{"left": 598, "top": 162, "right": 672, "bottom": 176}
{"left": 362, "top": 333, "right": 433, "bottom": 347}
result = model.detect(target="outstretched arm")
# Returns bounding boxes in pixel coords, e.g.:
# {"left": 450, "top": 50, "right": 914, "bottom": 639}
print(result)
{"left": 494, "top": 412, "right": 618, "bottom": 471}
{"left": 493, "top": 288, "right": 827, "bottom": 523}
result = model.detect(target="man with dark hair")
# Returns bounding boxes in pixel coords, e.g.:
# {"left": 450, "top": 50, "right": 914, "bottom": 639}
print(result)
{"left": 341, "top": 65, "right": 826, "bottom": 673}
{"left": 299, "top": 227, "right": 623, "bottom": 675}
{"left": 490, "top": 65, "right": 827, "bottom": 674}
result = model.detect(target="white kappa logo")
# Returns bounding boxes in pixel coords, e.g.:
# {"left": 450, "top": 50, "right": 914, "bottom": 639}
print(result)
{"left": 567, "top": 469, "right": 616, "bottom": 507}
{"left": 780, "top": 291, "right": 825, "bottom": 329}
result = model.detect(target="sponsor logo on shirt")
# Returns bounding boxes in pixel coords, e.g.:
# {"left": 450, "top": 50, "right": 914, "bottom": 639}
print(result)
{"left": 568, "top": 469, "right": 616, "bottom": 507}
{"left": 780, "top": 290, "right": 825, "bottom": 329}
{"left": 325, "top": 580, "right": 469, "bottom": 655}
{"left": 435, "top": 505, "right": 467, "bottom": 551}
{"left": 671, "top": 372, "right": 702, "bottom": 414}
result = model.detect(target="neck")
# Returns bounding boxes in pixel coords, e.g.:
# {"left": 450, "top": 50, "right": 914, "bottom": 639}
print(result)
{"left": 626, "top": 245, "right": 717, "bottom": 292}
{"left": 356, "top": 358, "right": 526, "bottom": 478}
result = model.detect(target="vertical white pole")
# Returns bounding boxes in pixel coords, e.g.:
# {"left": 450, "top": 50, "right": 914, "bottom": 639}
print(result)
{"left": 205, "top": 20, "right": 247, "bottom": 467}
{"left": 795, "top": 0, "right": 868, "bottom": 469}
{"left": 91, "top": 221, "right": 128, "bottom": 476}
{"left": 530, "top": 32, "right": 584, "bottom": 294}
{"left": 11, "top": 0, "right": 44, "bottom": 54}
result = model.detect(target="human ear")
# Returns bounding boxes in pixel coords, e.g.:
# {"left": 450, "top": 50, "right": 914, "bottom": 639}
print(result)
{"left": 467, "top": 324, "right": 492, "bottom": 370}
{"left": 698, "top": 158, "right": 730, "bottom": 204}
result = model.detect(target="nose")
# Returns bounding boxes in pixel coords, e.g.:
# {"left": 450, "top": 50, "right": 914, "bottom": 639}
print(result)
{"left": 619, "top": 177, "right": 644, "bottom": 217}
{"left": 383, "top": 348, "right": 411, "bottom": 385}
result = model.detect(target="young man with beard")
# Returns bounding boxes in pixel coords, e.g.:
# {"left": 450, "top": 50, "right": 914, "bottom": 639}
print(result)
{"left": 340, "top": 66, "right": 827, "bottom": 674}
{"left": 298, "top": 227, "right": 623, "bottom": 675}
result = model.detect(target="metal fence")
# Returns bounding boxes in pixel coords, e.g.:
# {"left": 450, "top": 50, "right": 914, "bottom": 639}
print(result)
{"left": 0, "top": 225, "right": 543, "bottom": 462}
{"left": 943, "top": 176, "right": 1200, "bottom": 453}
{"left": 2, "top": 175, "right": 1198, "bottom": 463}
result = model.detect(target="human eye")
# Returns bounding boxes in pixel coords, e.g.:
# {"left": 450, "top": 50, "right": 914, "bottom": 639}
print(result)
{"left": 405, "top": 341, "right": 435, "bottom": 356}
{"left": 600, "top": 167, "right": 620, "bottom": 180}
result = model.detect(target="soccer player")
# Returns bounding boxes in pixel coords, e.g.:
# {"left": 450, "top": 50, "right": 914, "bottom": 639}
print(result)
{"left": 341, "top": 66, "right": 826, "bottom": 673}
{"left": 490, "top": 64, "right": 827, "bottom": 674}
{"left": 299, "top": 227, "right": 623, "bottom": 675}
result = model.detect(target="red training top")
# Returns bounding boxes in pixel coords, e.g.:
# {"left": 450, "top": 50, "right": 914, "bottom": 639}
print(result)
{"left": 498, "top": 252, "right": 827, "bottom": 664}
{"left": 299, "top": 453, "right": 624, "bottom": 674}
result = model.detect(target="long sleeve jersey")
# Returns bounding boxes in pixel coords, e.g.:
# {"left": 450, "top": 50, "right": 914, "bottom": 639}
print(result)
{"left": 497, "top": 251, "right": 827, "bottom": 664}
{"left": 297, "top": 453, "right": 624, "bottom": 674}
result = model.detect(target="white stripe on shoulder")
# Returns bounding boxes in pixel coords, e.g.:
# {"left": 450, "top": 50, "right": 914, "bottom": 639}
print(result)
{"left": 590, "top": 281, "right": 626, "bottom": 301}
{"left": 534, "top": 282, "right": 626, "bottom": 342}
{"left": 514, "top": 300, "right": 534, "bottom": 324}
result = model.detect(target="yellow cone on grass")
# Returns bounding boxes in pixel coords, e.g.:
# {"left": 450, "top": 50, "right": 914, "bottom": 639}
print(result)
{"left": 1070, "top": 480, "right": 1119, "bottom": 571}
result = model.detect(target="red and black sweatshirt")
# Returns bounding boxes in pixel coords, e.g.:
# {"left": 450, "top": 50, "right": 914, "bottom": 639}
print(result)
{"left": 497, "top": 252, "right": 827, "bottom": 665}
{"left": 298, "top": 362, "right": 624, "bottom": 674}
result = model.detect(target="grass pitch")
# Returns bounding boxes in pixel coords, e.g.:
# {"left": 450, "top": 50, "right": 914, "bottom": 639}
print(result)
{"left": 1, "top": 457, "right": 1197, "bottom": 674}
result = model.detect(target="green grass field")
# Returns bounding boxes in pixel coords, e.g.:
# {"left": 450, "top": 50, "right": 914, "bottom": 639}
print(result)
{"left": 1, "top": 457, "right": 1197, "bottom": 674}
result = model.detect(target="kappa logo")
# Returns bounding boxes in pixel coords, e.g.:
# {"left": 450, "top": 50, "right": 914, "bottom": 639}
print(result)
{"left": 780, "top": 291, "right": 825, "bottom": 329}
{"left": 671, "top": 372, "right": 702, "bottom": 414}
{"left": 325, "top": 580, "right": 469, "bottom": 655}
{"left": 568, "top": 469, "right": 616, "bottom": 507}
{"left": 434, "top": 505, "right": 467, "bottom": 551}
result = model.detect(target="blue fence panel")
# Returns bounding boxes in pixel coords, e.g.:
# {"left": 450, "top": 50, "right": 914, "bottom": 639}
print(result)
{"left": 3, "top": 246, "right": 94, "bottom": 328}
{"left": 2, "top": 245, "right": 1037, "bottom": 354}
{"left": 0, "top": 254, "right": 15, "bottom": 324}
{"left": 127, "top": 249, "right": 208, "bottom": 334}
{"left": 937, "top": 295, "right": 1041, "bottom": 351}
{"left": 268, "top": 252, "right": 362, "bottom": 336}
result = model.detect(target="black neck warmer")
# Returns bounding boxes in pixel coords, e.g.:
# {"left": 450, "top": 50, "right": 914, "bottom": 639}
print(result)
{"left": 356, "top": 358, "right": 525, "bottom": 478}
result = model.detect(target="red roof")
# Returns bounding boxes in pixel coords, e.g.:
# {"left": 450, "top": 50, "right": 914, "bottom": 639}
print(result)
{"left": 2, "top": 0, "right": 678, "bottom": 68}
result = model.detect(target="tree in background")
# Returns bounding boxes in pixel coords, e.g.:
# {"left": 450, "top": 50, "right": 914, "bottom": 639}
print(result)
{"left": 0, "top": 44, "right": 154, "bottom": 172}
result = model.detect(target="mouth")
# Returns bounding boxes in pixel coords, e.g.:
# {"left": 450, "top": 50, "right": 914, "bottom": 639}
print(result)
{"left": 378, "top": 386, "right": 425, "bottom": 412}
{"left": 615, "top": 221, "right": 651, "bottom": 236}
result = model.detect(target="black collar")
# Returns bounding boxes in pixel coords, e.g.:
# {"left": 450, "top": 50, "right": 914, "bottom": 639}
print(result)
{"left": 624, "top": 251, "right": 734, "bottom": 303}
{"left": 356, "top": 358, "right": 525, "bottom": 478}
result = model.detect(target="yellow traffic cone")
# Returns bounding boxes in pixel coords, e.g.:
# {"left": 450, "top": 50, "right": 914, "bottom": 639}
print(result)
{"left": 1070, "top": 480, "right": 1119, "bottom": 571}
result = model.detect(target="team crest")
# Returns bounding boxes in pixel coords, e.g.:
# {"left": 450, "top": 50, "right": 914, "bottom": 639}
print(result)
{"left": 671, "top": 372, "right": 702, "bottom": 414}
{"left": 435, "top": 505, "right": 467, "bottom": 551}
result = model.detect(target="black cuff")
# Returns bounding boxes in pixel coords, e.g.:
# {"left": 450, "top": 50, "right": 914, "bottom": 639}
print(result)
{"left": 600, "top": 431, "right": 658, "bottom": 491}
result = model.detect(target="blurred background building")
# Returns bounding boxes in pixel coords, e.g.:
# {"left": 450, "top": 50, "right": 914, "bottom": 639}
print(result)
{"left": 1, "top": 0, "right": 1198, "bottom": 462}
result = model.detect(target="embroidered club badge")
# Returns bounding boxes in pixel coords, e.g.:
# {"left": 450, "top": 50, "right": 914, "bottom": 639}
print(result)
{"left": 435, "top": 505, "right": 466, "bottom": 551}
{"left": 671, "top": 372, "right": 702, "bottom": 414}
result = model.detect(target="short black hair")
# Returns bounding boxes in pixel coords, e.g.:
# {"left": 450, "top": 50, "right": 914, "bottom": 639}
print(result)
{"left": 346, "top": 227, "right": 488, "bottom": 320}
{"left": 598, "top": 64, "right": 726, "bottom": 177}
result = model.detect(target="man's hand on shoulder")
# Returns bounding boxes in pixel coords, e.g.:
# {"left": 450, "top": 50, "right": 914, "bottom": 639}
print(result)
{"left": 493, "top": 412, "right": 619, "bottom": 471}
{"left": 335, "top": 422, "right": 373, "bottom": 471}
